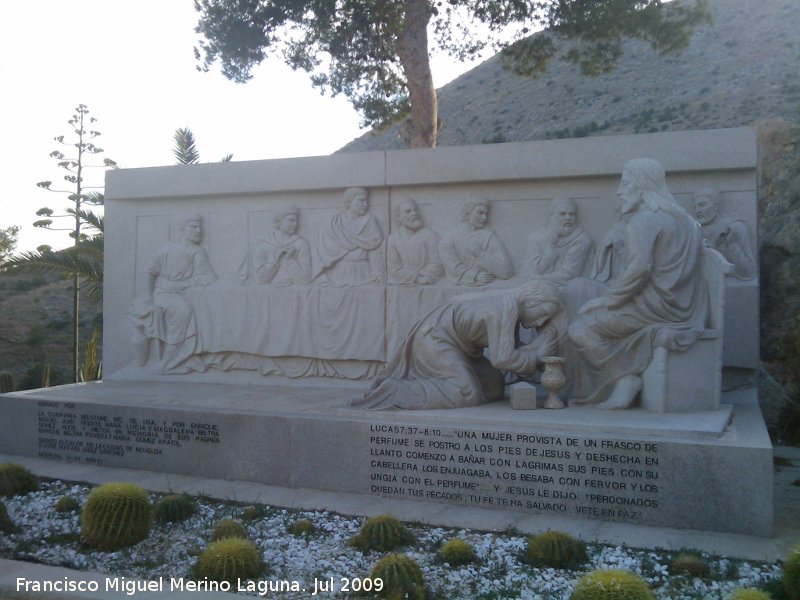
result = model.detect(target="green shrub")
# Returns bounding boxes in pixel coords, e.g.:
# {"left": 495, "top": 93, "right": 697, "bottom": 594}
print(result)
{"left": 522, "top": 530, "right": 588, "bottom": 569}
{"left": 668, "top": 553, "right": 710, "bottom": 578}
{"left": 728, "top": 588, "right": 772, "bottom": 600}
{"left": 212, "top": 518, "right": 246, "bottom": 541}
{"left": 194, "top": 538, "right": 264, "bottom": 584}
{"left": 54, "top": 496, "right": 80, "bottom": 514}
{"left": 570, "top": 570, "right": 654, "bottom": 600}
{"left": 288, "top": 518, "right": 315, "bottom": 536}
{"left": 350, "top": 515, "right": 415, "bottom": 552}
{"left": 80, "top": 482, "right": 152, "bottom": 550}
{"left": 0, "top": 500, "right": 14, "bottom": 533}
{"left": 241, "top": 505, "right": 264, "bottom": 522}
{"left": 370, "top": 553, "right": 426, "bottom": 600}
{"left": 436, "top": 538, "right": 476, "bottom": 566}
{"left": 154, "top": 494, "right": 195, "bottom": 524}
{"left": 0, "top": 463, "right": 38, "bottom": 497}
{"left": 786, "top": 542, "right": 800, "bottom": 600}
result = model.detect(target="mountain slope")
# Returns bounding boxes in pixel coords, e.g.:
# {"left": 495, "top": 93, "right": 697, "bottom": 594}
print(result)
{"left": 341, "top": 0, "right": 800, "bottom": 152}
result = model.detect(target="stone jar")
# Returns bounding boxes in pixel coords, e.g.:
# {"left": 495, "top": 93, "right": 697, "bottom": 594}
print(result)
{"left": 541, "top": 356, "right": 566, "bottom": 409}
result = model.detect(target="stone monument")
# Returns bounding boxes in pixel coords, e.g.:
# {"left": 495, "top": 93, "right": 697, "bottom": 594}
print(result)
{"left": 0, "top": 128, "right": 772, "bottom": 537}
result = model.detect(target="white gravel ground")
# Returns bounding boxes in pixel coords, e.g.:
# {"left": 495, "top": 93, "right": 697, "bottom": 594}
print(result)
{"left": 0, "top": 481, "right": 783, "bottom": 599}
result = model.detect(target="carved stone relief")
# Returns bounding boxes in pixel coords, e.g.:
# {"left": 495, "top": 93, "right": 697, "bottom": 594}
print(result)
{"left": 312, "top": 187, "right": 385, "bottom": 286}
{"left": 527, "top": 197, "right": 594, "bottom": 284}
{"left": 694, "top": 186, "right": 756, "bottom": 280}
{"left": 439, "top": 200, "right": 515, "bottom": 286}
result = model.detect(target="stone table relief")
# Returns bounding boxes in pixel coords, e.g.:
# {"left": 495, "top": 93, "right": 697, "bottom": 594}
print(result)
{"left": 439, "top": 200, "right": 514, "bottom": 286}
{"left": 353, "top": 281, "right": 562, "bottom": 410}
{"left": 313, "top": 187, "right": 385, "bottom": 286}
{"left": 527, "top": 197, "right": 594, "bottom": 284}
{"left": 568, "top": 159, "right": 708, "bottom": 410}
{"left": 238, "top": 205, "right": 311, "bottom": 285}
{"left": 694, "top": 186, "right": 756, "bottom": 280}
{"left": 129, "top": 215, "right": 217, "bottom": 373}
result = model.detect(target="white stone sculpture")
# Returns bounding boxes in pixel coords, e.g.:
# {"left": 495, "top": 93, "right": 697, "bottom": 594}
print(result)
{"left": 439, "top": 200, "right": 514, "bottom": 286}
{"left": 387, "top": 199, "right": 443, "bottom": 285}
{"left": 129, "top": 215, "right": 217, "bottom": 373}
{"left": 694, "top": 186, "right": 756, "bottom": 280}
{"left": 568, "top": 159, "right": 708, "bottom": 410}
{"left": 239, "top": 205, "right": 311, "bottom": 285}
{"left": 527, "top": 197, "right": 594, "bottom": 284}
{"left": 353, "top": 281, "right": 562, "bottom": 410}
{"left": 313, "top": 187, "right": 385, "bottom": 286}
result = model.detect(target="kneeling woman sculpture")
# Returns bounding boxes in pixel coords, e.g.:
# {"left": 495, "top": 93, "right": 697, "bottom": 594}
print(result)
{"left": 353, "top": 281, "right": 562, "bottom": 410}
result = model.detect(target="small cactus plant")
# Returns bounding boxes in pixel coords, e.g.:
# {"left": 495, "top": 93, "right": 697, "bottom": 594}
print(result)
{"left": 154, "top": 494, "right": 195, "bottom": 524}
{"left": 54, "top": 495, "right": 81, "bottom": 514}
{"left": 0, "top": 462, "right": 38, "bottom": 497}
{"left": 350, "top": 515, "right": 415, "bottom": 552}
{"left": 212, "top": 518, "right": 246, "bottom": 541}
{"left": 0, "top": 500, "right": 14, "bottom": 533}
{"left": 786, "top": 542, "right": 800, "bottom": 600}
{"left": 194, "top": 537, "right": 264, "bottom": 584}
{"left": 436, "top": 538, "right": 476, "bottom": 566}
{"left": 522, "top": 530, "right": 588, "bottom": 569}
{"left": 570, "top": 570, "right": 654, "bottom": 600}
{"left": 668, "top": 552, "right": 710, "bottom": 578}
{"left": 370, "top": 553, "right": 426, "bottom": 600}
{"left": 241, "top": 505, "right": 264, "bottom": 522}
{"left": 0, "top": 372, "right": 16, "bottom": 393}
{"left": 728, "top": 589, "right": 772, "bottom": 600}
{"left": 288, "top": 518, "right": 315, "bottom": 536}
{"left": 80, "top": 482, "right": 152, "bottom": 550}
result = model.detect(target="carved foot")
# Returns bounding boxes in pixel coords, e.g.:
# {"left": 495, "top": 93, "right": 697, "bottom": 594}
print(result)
{"left": 597, "top": 375, "right": 642, "bottom": 410}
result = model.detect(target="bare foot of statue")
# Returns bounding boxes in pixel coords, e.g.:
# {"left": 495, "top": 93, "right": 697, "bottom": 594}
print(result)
{"left": 597, "top": 374, "right": 642, "bottom": 410}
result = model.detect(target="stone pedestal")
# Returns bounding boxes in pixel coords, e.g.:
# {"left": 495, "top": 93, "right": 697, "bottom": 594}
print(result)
{"left": 0, "top": 381, "right": 772, "bottom": 536}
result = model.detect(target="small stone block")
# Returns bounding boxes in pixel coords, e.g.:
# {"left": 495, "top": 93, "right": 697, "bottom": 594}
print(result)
{"left": 509, "top": 382, "right": 538, "bottom": 410}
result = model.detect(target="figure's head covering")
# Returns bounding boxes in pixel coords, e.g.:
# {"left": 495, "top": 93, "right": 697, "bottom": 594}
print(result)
{"left": 623, "top": 158, "right": 692, "bottom": 222}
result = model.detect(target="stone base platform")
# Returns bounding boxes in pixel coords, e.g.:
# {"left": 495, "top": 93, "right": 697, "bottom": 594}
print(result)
{"left": 0, "top": 381, "right": 772, "bottom": 536}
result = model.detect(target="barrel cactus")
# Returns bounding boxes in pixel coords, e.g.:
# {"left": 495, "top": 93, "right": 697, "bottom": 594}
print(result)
{"left": 786, "top": 542, "right": 800, "bottom": 600}
{"left": 728, "top": 588, "right": 772, "bottom": 600}
{"left": 0, "top": 500, "right": 14, "bottom": 533}
{"left": 194, "top": 538, "right": 264, "bottom": 584}
{"left": 241, "top": 505, "right": 264, "bottom": 522}
{"left": 350, "top": 515, "right": 415, "bottom": 552}
{"left": 0, "top": 462, "right": 38, "bottom": 497}
{"left": 668, "top": 552, "right": 710, "bottom": 578}
{"left": 288, "top": 518, "right": 315, "bottom": 536}
{"left": 0, "top": 372, "right": 16, "bottom": 393}
{"left": 80, "top": 482, "right": 152, "bottom": 550}
{"left": 522, "top": 530, "right": 588, "bottom": 569}
{"left": 154, "top": 494, "right": 195, "bottom": 524}
{"left": 54, "top": 495, "right": 81, "bottom": 514}
{"left": 436, "top": 538, "right": 477, "bottom": 566}
{"left": 212, "top": 518, "right": 246, "bottom": 541}
{"left": 370, "top": 553, "right": 426, "bottom": 600}
{"left": 570, "top": 570, "right": 654, "bottom": 600}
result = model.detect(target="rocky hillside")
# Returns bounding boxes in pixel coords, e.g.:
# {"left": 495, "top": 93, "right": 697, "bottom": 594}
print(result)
{"left": 0, "top": 275, "right": 100, "bottom": 389}
{"left": 342, "top": 0, "right": 799, "bottom": 151}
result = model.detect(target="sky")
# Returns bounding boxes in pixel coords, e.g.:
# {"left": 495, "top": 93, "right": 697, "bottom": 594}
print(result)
{"left": 0, "top": 1, "right": 487, "bottom": 252}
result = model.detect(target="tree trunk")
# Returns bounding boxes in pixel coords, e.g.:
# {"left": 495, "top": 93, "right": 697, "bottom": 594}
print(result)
{"left": 396, "top": 0, "right": 438, "bottom": 148}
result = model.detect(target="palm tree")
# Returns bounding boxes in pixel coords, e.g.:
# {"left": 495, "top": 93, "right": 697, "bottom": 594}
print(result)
{"left": 1, "top": 208, "right": 104, "bottom": 303}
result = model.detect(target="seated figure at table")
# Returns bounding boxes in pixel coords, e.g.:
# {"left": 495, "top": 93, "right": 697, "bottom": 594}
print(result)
{"left": 313, "top": 187, "right": 385, "bottom": 286}
{"left": 387, "top": 199, "right": 443, "bottom": 285}
{"left": 694, "top": 186, "right": 756, "bottom": 280}
{"left": 353, "top": 280, "right": 562, "bottom": 410}
{"left": 439, "top": 200, "right": 514, "bottom": 286}
{"left": 527, "top": 197, "right": 593, "bottom": 284}
{"left": 130, "top": 215, "right": 217, "bottom": 373}
{"left": 239, "top": 205, "right": 311, "bottom": 286}
{"left": 568, "top": 159, "right": 708, "bottom": 410}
